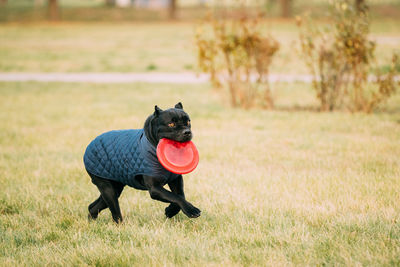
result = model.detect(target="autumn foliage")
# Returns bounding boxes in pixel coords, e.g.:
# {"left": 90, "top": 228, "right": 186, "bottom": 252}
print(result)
{"left": 297, "top": 0, "right": 399, "bottom": 112}
{"left": 196, "top": 13, "right": 279, "bottom": 109}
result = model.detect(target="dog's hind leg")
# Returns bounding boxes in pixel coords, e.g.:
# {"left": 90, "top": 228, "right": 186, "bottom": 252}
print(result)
{"left": 89, "top": 195, "right": 102, "bottom": 210}
{"left": 88, "top": 196, "right": 107, "bottom": 220}
{"left": 97, "top": 182, "right": 124, "bottom": 223}
{"left": 89, "top": 173, "right": 125, "bottom": 223}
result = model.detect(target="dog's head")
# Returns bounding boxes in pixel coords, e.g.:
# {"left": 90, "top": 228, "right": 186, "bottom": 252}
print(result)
{"left": 144, "top": 102, "right": 192, "bottom": 146}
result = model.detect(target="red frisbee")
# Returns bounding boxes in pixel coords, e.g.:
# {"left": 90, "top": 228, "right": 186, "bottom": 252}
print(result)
{"left": 156, "top": 138, "right": 199, "bottom": 174}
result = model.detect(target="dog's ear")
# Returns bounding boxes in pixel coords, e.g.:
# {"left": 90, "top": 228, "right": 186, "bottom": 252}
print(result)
{"left": 154, "top": 105, "right": 163, "bottom": 116}
{"left": 174, "top": 102, "right": 183, "bottom": 109}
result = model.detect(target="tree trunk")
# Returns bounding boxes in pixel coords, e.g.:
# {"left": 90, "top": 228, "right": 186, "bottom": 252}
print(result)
{"left": 168, "top": 0, "right": 177, "bottom": 20}
{"left": 48, "top": 0, "right": 59, "bottom": 21}
{"left": 355, "top": 0, "right": 367, "bottom": 13}
{"left": 280, "top": 0, "right": 291, "bottom": 18}
{"left": 105, "top": 0, "right": 115, "bottom": 6}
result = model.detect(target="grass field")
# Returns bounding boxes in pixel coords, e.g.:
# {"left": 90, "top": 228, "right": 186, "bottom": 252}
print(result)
{"left": 0, "top": 81, "right": 400, "bottom": 265}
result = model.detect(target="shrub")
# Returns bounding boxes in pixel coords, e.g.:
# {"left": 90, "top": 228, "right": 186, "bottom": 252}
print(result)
{"left": 297, "top": 0, "right": 399, "bottom": 112}
{"left": 195, "top": 12, "right": 279, "bottom": 109}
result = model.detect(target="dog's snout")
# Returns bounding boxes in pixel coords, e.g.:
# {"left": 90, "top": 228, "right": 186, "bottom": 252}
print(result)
{"left": 183, "top": 129, "right": 192, "bottom": 136}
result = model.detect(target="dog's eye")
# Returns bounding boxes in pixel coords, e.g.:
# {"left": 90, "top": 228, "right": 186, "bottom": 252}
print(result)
{"left": 187, "top": 120, "right": 191, "bottom": 126}
{"left": 168, "top": 122, "right": 175, "bottom": 128}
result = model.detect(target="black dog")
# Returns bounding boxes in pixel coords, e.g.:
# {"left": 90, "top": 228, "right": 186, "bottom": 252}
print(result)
{"left": 84, "top": 103, "right": 201, "bottom": 223}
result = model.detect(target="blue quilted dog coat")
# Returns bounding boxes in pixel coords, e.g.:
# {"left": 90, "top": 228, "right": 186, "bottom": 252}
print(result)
{"left": 83, "top": 129, "right": 180, "bottom": 190}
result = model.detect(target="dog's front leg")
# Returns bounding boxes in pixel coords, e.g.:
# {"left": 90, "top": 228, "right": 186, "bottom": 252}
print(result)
{"left": 143, "top": 175, "right": 201, "bottom": 218}
{"left": 165, "top": 175, "right": 184, "bottom": 218}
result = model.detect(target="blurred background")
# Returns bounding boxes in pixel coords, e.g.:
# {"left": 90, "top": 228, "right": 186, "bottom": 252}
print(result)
{"left": 1, "top": 0, "right": 400, "bottom": 21}
{"left": 0, "top": 0, "right": 399, "bottom": 78}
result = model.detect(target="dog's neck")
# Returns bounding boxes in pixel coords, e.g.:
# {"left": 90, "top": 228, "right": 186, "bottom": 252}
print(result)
{"left": 144, "top": 115, "right": 159, "bottom": 147}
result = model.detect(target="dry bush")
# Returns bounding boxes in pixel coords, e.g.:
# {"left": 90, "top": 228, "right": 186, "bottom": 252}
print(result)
{"left": 297, "top": 0, "right": 399, "bottom": 113}
{"left": 196, "top": 13, "right": 279, "bottom": 109}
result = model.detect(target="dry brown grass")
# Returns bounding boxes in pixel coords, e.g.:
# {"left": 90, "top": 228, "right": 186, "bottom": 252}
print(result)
{"left": 0, "top": 81, "right": 399, "bottom": 265}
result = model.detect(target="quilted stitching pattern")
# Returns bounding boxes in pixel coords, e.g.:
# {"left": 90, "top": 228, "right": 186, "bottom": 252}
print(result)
{"left": 83, "top": 129, "right": 179, "bottom": 189}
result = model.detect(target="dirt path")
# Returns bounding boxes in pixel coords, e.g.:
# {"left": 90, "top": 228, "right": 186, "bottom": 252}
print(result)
{"left": 0, "top": 72, "right": 315, "bottom": 84}
{"left": 1, "top": 72, "right": 398, "bottom": 84}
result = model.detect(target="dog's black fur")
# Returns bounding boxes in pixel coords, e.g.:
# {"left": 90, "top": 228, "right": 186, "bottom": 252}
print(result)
{"left": 87, "top": 103, "right": 201, "bottom": 223}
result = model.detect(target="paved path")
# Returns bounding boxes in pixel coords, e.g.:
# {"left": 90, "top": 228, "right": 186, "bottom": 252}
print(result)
{"left": 0, "top": 72, "right": 397, "bottom": 84}
{"left": 0, "top": 72, "right": 314, "bottom": 84}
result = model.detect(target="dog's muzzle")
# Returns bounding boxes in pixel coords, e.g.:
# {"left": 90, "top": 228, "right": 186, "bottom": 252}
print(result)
{"left": 181, "top": 129, "right": 192, "bottom": 142}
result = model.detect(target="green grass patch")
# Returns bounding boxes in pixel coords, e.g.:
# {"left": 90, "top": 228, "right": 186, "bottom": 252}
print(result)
{"left": 0, "top": 81, "right": 399, "bottom": 265}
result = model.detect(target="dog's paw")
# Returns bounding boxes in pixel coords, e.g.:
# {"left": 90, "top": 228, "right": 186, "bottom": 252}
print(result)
{"left": 88, "top": 212, "right": 97, "bottom": 221}
{"left": 181, "top": 203, "right": 201, "bottom": 218}
{"left": 165, "top": 203, "right": 181, "bottom": 218}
